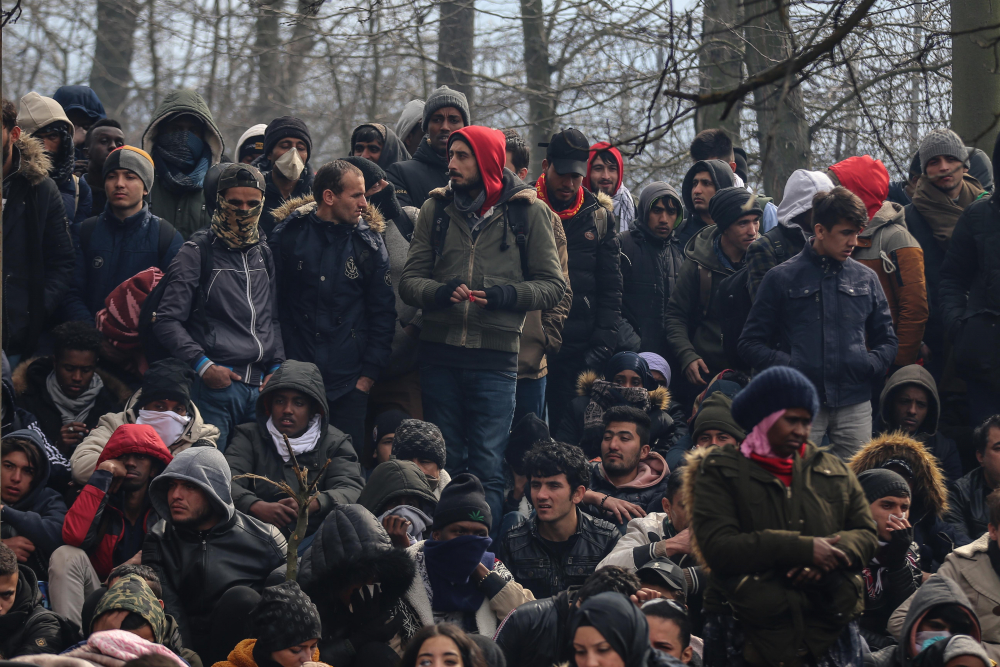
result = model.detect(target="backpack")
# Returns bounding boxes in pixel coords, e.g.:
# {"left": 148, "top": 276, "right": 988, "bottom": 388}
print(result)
{"left": 718, "top": 226, "right": 790, "bottom": 370}
{"left": 137, "top": 230, "right": 273, "bottom": 364}
{"left": 431, "top": 196, "right": 532, "bottom": 278}
{"left": 78, "top": 214, "right": 178, "bottom": 267}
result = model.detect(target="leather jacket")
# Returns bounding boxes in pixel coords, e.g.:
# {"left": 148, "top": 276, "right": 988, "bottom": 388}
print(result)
{"left": 495, "top": 591, "right": 574, "bottom": 667}
{"left": 946, "top": 467, "right": 992, "bottom": 544}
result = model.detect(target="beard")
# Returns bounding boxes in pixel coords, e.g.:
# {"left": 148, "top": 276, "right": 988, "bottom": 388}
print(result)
{"left": 603, "top": 450, "right": 641, "bottom": 476}
{"left": 451, "top": 170, "right": 483, "bottom": 193}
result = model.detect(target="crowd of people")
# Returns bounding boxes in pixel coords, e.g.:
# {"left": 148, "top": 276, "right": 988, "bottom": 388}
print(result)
{"left": 2, "top": 80, "right": 1000, "bottom": 667}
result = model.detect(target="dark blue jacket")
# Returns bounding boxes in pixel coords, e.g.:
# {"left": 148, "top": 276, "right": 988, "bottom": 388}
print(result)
{"left": 738, "top": 241, "right": 898, "bottom": 408}
{"left": 271, "top": 202, "right": 396, "bottom": 403}
{"left": 64, "top": 203, "right": 183, "bottom": 320}
{"left": 57, "top": 174, "right": 93, "bottom": 225}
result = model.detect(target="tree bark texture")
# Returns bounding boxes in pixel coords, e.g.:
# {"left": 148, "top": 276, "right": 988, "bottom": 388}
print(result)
{"left": 255, "top": 0, "right": 284, "bottom": 120}
{"left": 951, "top": 0, "right": 1000, "bottom": 152}
{"left": 520, "top": 0, "right": 554, "bottom": 180}
{"left": 89, "top": 0, "right": 140, "bottom": 117}
{"left": 696, "top": 0, "right": 743, "bottom": 139}
{"left": 436, "top": 0, "right": 475, "bottom": 110}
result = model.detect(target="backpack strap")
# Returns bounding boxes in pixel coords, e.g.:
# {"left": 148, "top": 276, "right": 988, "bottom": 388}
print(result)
{"left": 698, "top": 265, "right": 712, "bottom": 318}
{"left": 189, "top": 230, "right": 215, "bottom": 291}
{"left": 78, "top": 217, "right": 98, "bottom": 253}
{"left": 507, "top": 201, "right": 531, "bottom": 279}
{"left": 431, "top": 198, "right": 451, "bottom": 268}
{"left": 156, "top": 218, "right": 177, "bottom": 266}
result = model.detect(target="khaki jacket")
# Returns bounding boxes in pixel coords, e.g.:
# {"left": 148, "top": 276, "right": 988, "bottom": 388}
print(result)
{"left": 518, "top": 214, "right": 572, "bottom": 379}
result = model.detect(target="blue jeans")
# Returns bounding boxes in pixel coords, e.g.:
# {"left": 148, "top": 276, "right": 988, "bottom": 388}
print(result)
{"left": 190, "top": 379, "right": 258, "bottom": 451}
{"left": 421, "top": 364, "right": 517, "bottom": 535}
{"left": 514, "top": 376, "right": 547, "bottom": 426}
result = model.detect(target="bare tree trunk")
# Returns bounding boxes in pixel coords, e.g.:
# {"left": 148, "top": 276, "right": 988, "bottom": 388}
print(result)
{"left": 908, "top": 0, "right": 923, "bottom": 156}
{"left": 695, "top": 0, "right": 743, "bottom": 139}
{"left": 255, "top": 0, "right": 284, "bottom": 119}
{"left": 520, "top": 0, "right": 554, "bottom": 180}
{"left": 283, "top": 0, "right": 326, "bottom": 107}
{"left": 207, "top": 0, "right": 223, "bottom": 110}
{"left": 951, "top": 0, "right": 1000, "bottom": 151}
{"left": 743, "top": 0, "right": 810, "bottom": 201}
{"left": 436, "top": 0, "right": 475, "bottom": 109}
{"left": 148, "top": 0, "right": 161, "bottom": 110}
{"left": 89, "top": 0, "right": 140, "bottom": 117}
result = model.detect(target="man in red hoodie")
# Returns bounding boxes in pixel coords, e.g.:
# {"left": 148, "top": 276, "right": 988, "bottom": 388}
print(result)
{"left": 587, "top": 142, "right": 635, "bottom": 232}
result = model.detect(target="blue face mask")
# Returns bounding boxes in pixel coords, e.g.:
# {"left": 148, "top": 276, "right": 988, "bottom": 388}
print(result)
{"left": 915, "top": 630, "right": 951, "bottom": 653}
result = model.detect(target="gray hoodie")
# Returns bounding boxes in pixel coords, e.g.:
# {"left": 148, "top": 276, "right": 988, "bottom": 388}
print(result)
{"left": 149, "top": 447, "right": 235, "bottom": 523}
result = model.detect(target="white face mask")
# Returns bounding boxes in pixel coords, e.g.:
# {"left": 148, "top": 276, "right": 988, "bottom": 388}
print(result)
{"left": 136, "top": 409, "right": 191, "bottom": 446}
{"left": 274, "top": 148, "right": 305, "bottom": 181}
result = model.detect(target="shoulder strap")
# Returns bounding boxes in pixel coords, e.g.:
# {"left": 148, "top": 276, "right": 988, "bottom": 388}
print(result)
{"left": 508, "top": 201, "right": 531, "bottom": 279}
{"left": 259, "top": 241, "right": 274, "bottom": 280}
{"left": 156, "top": 219, "right": 177, "bottom": 265}
{"left": 78, "top": 217, "right": 98, "bottom": 253}
{"left": 698, "top": 265, "right": 712, "bottom": 318}
{"left": 190, "top": 230, "right": 215, "bottom": 289}
{"left": 763, "top": 225, "right": 787, "bottom": 258}
{"left": 431, "top": 198, "right": 451, "bottom": 267}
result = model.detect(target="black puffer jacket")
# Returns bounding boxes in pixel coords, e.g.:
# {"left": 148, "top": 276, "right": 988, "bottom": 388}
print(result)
{"left": 386, "top": 138, "right": 450, "bottom": 210}
{"left": 619, "top": 183, "right": 684, "bottom": 358}
{"left": 945, "top": 467, "right": 991, "bottom": 544}
{"left": 0, "top": 565, "right": 77, "bottom": 659}
{"left": 498, "top": 508, "right": 618, "bottom": 599}
{"left": 298, "top": 504, "right": 416, "bottom": 667}
{"left": 494, "top": 591, "right": 575, "bottom": 667}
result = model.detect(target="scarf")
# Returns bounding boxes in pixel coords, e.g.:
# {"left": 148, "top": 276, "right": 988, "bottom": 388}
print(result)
{"left": 40, "top": 121, "right": 75, "bottom": 186}
{"left": 454, "top": 187, "right": 488, "bottom": 234}
{"left": 910, "top": 172, "right": 984, "bottom": 248}
{"left": 422, "top": 535, "right": 494, "bottom": 612}
{"left": 212, "top": 195, "right": 262, "bottom": 248}
{"left": 583, "top": 380, "right": 650, "bottom": 433}
{"left": 267, "top": 414, "right": 322, "bottom": 462}
{"left": 136, "top": 409, "right": 190, "bottom": 446}
{"left": 152, "top": 129, "right": 211, "bottom": 193}
{"left": 741, "top": 409, "right": 802, "bottom": 486}
{"left": 613, "top": 184, "right": 635, "bottom": 232}
{"left": 46, "top": 370, "right": 104, "bottom": 424}
{"left": 537, "top": 172, "right": 584, "bottom": 220}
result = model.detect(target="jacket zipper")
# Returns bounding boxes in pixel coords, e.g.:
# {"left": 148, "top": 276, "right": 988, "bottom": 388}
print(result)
{"left": 461, "top": 237, "right": 477, "bottom": 346}
{"left": 242, "top": 250, "right": 264, "bottom": 364}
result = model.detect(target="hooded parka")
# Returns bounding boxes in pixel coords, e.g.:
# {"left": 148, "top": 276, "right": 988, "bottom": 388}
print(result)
{"left": 356, "top": 459, "right": 438, "bottom": 517}
{"left": 673, "top": 160, "right": 736, "bottom": 249}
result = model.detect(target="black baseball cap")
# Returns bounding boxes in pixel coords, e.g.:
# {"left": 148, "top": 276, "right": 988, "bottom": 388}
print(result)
{"left": 542, "top": 128, "right": 590, "bottom": 176}
{"left": 637, "top": 558, "right": 686, "bottom": 594}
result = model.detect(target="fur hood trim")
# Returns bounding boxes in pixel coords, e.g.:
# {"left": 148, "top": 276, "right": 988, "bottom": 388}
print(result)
{"left": 13, "top": 357, "right": 133, "bottom": 404}
{"left": 849, "top": 431, "right": 948, "bottom": 516}
{"left": 574, "top": 369, "right": 671, "bottom": 411}
{"left": 595, "top": 190, "right": 614, "bottom": 212}
{"left": 270, "top": 194, "right": 386, "bottom": 233}
{"left": 13, "top": 136, "right": 52, "bottom": 186}
{"left": 680, "top": 445, "right": 714, "bottom": 571}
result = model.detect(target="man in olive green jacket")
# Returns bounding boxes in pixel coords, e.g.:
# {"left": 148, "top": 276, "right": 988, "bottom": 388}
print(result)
{"left": 685, "top": 366, "right": 877, "bottom": 667}
{"left": 399, "top": 125, "right": 565, "bottom": 535}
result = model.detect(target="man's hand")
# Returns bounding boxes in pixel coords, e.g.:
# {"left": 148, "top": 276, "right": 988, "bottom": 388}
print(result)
{"left": 2, "top": 536, "right": 35, "bottom": 562}
{"left": 450, "top": 283, "right": 472, "bottom": 303}
{"left": 382, "top": 515, "right": 412, "bottom": 548}
{"left": 630, "top": 588, "right": 664, "bottom": 606}
{"left": 356, "top": 376, "right": 374, "bottom": 393}
{"left": 813, "top": 535, "right": 851, "bottom": 571}
{"left": 654, "top": 529, "right": 691, "bottom": 558}
{"left": 203, "top": 365, "right": 242, "bottom": 389}
{"left": 786, "top": 566, "right": 824, "bottom": 587}
{"left": 98, "top": 459, "right": 128, "bottom": 493}
{"left": 601, "top": 496, "right": 646, "bottom": 524}
{"left": 92, "top": 610, "right": 129, "bottom": 633}
{"left": 250, "top": 500, "right": 299, "bottom": 527}
{"left": 60, "top": 421, "right": 89, "bottom": 449}
{"left": 308, "top": 498, "right": 321, "bottom": 514}
{"left": 259, "top": 373, "right": 274, "bottom": 392}
{"left": 685, "top": 359, "right": 709, "bottom": 386}
{"left": 122, "top": 551, "right": 142, "bottom": 566}
{"left": 469, "top": 290, "right": 489, "bottom": 308}
{"left": 511, "top": 473, "right": 528, "bottom": 502}
{"left": 877, "top": 515, "right": 913, "bottom": 567}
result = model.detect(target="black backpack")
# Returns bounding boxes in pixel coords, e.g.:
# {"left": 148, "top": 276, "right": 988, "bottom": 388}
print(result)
{"left": 718, "top": 226, "right": 790, "bottom": 370}
{"left": 430, "top": 196, "right": 532, "bottom": 277}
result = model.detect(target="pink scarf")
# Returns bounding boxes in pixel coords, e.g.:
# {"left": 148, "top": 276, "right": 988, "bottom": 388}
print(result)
{"left": 739, "top": 410, "right": 787, "bottom": 459}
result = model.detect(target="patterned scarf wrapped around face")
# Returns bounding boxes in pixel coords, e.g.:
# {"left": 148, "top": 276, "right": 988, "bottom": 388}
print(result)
{"left": 537, "top": 172, "right": 584, "bottom": 220}
{"left": 38, "top": 121, "right": 76, "bottom": 186}
{"left": 152, "top": 129, "right": 211, "bottom": 193}
{"left": 212, "top": 194, "right": 262, "bottom": 248}
{"left": 583, "top": 380, "right": 651, "bottom": 434}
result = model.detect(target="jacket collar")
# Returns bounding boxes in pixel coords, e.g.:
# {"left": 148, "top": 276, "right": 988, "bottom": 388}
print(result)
{"left": 104, "top": 203, "right": 151, "bottom": 228}
{"left": 803, "top": 238, "right": 844, "bottom": 274}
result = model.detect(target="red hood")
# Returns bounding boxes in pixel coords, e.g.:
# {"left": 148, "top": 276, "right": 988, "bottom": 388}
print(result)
{"left": 829, "top": 155, "right": 889, "bottom": 221}
{"left": 450, "top": 126, "right": 506, "bottom": 215}
{"left": 587, "top": 141, "right": 623, "bottom": 194}
{"left": 98, "top": 423, "right": 174, "bottom": 468}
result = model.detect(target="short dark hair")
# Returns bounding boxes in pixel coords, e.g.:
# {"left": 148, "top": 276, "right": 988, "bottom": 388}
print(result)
{"left": 120, "top": 612, "right": 154, "bottom": 634}
{"left": 652, "top": 196, "right": 680, "bottom": 214}
{"left": 642, "top": 599, "right": 691, "bottom": 649}
{"left": 690, "top": 129, "right": 734, "bottom": 162}
{"left": 665, "top": 468, "right": 684, "bottom": 503}
{"left": 522, "top": 441, "right": 590, "bottom": 491}
{"left": 603, "top": 405, "right": 651, "bottom": 447}
{"left": 975, "top": 415, "right": 1000, "bottom": 455}
{"left": 921, "top": 604, "right": 978, "bottom": 637}
{"left": 2, "top": 99, "right": 16, "bottom": 131}
{"left": 812, "top": 186, "right": 867, "bottom": 231}
{"left": 352, "top": 125, "right": 383, "bottom": 147}
{"left": 85, "top": 118, "right": 123, "bottom": 147}
{"left": 503, "top": 129, "right": 529, "bottom": 172}
{"left": 399, "top": 623, "right": 486, "bottom": 667}
{"left": 578, "top": 566, "right": 641, "bottom": 602}
{"left": 0, "top": 542, "right": 16, "bottom": 576}
{"left": 52, "top": 321, "right": 103, "bottom": 361}
{"left": 313, "top": 160, "right": 363, "bottom": 198}
{"left": 109, "top": 563, "right": 162, "bottom": 598}
{"left": 593, "top": 150, "right": 618, "bottom": 169}
{"left": 1, "top": 437, "right": 41, "bottom": 479}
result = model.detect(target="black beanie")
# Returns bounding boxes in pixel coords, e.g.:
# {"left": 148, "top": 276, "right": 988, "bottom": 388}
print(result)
{"left": 709, "top": 186, "right": 763, "bottom": 233}
{"left": 263, "top": 116, "right": 312, "bottom": 162}
{"left": 141, "top": 359, "right": 196, "bottom": 407}
{"left": 730, "top": 366, "right": 819, "bottom": 431}
{"left": 342, "top": 156, "right": 385, "bottom": 192}
{"left": 857, "top": 469, "right": 911, "bottom": 504}
{"left": 372, "top": 409, "right": 410, "bottom": 450}
{"left": 506, "top": 413, "right": 550, "bottom": 474}
{"left": 250, "top": 581, "right": 322, "bottom": 656}
{"left": 432, "top": 473, "right": 491, "bottom": 530}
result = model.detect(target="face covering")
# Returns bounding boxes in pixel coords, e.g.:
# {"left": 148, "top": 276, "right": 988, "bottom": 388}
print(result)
{"left": 422, "top": 534, "right": 494, "bottom": 612}
{"left": 136, "top": 409, "right": 191, "bottom": 446}
{"left": 274, "top": 148, "right": 305, "bottom": 182}
{"left": 915, "top": 630, "right": 951, "bottom": 653}
{"left": 212, "top": 194, "right": 262, "bottom": 249}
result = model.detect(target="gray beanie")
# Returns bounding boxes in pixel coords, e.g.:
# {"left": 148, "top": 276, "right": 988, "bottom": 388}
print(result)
{"left": 103, "top": 146, "right": 155, "bottom": 192}
{"left": 919, "top": 128, "right": 969, "bottom": 173}
{"left": 942, "top": 635, "right": 991, "bottom": 667}
{"left": 423, "top": 86, "right": 470, "bottom": 132}
{"left": 393, "top": 419, "right": 447, "bottom": 468}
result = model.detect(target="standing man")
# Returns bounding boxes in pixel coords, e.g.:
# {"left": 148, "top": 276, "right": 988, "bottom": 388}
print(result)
{"left": 254, "top": 117, "right": 314, "bottom": 237}
{"left": 739, "top": 187, "right": 898, "bottom": 460}
{"left": 399, "top": 125, "right": 565, "bottom": 532}
{"left": 81, "top": 119, "right": 125, "bottom": 214}
{"left": 536, "top": 128, "right": 622, "bottom": 431}
{"left": 236, "top": 124, "right": 267, "bottom": 165}
{"left": 269, "top": 160, "right": 396, "bottom": 449}
{"left": 395, "top": 99, "right": 426, "bottom": 158}
{"left": 587, "top": 142, "right": 635, "bottom": 232}
{"left": 387, "top": 86, "right": 469, "bottom": 209}
{"left": 52, "top": 85, "right": 105, "bottom": 154}
{"left": 673, "top": 159, "right": 736, "bottom": 249}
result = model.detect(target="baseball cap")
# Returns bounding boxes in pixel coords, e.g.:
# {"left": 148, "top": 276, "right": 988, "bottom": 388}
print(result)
{"left": 542, "top": 128, "right": 590, "bottom": 176}
{"left": 637, "top": 558, "right": 686, "bottom": 595}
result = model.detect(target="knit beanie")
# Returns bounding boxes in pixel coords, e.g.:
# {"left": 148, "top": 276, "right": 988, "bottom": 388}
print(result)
{"left": 708, "top": 186, "right": 763, "bottom": 233}
{"left": 237, "top": 123, "right": 268, "bottom": 162}
{"left": 856, "top": 469, "right": 911, "bottom": 504}
{"left": 507, "top": 412, "right": 551, "bottom": 474}
{"left": 919, "top": 128, "right": 968, "bottom": 174}
{"left": 141, "top": 358, "right": 196, "bottom": 407}
{"left": 342, "top": 155, "right": 386, "bottom": 192}
{"left": 942, "top": 636, "right": 991, "bottom": 667}
{"left": 423, "top": 86, "right": 470, "bottom": 132}
{"left": 103, "top": 146, "right": 155, "bottom": 193}
{"left": 432, "top": 472, "right": 491, "bottom": 530}
{"left": 639, "top": 352, "right": 671, "bottom": 388}
{"left": 250, "top": 581, "right": 322, "bottom": 655}
{"left": 372, "top": 409, "right": 410, "bottom": 450}
{"left": 263, "top": 116, "right": 312, "bottom": 162}
{"left": 692, "top": 392, "right": 746, "bottom": 442}
{"left": 730, "top": 366, "right": 819, "bottom": 431}
{"left": 93, "top": 574, "right": 167, "bottom": 644}
{"left": 394, "top": 419, "right": 447, "bottom": 468}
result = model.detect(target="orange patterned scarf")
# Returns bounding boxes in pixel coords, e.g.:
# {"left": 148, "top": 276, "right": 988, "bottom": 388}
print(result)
{"left": 536, "top": 173, "right": 584, "bottom": 220}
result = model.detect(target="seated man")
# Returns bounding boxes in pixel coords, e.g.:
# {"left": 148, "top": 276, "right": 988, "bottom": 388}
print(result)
{"left": 0, "top": 542, "right": 74, "bottom": 659}
{"left": 643, "top": 598, "right": 695, "bottom": 664}
{"left": 499, "top": 441, "right": 618, "bottom": 598}
{"left": 88, "top": 574, "right": 169, "bottom": 645}
{"left": 1, "top": 429, "right": 68, "bottom": 581}
{"left": 15, "top": 321, "right": 125, "bottom": 456}
{"left": 855, "top": 469, "right": 920, "bottom": 651}
{"left": 392, "top": 418, "right": 451, "bottom": 498}
{"left": 54, "top": 423, "right": 173, "bottom": 628}
{"left": 71, "top": 358, "right": 220, "bottom": 485}
{"left": 664, "top": 382, "right": 746, "bottom": 471}
{"left": 400, "top": 473, "right": 534, "bottom": 639}
{"left": 947, "top": 415, "right": 1000, "bottom": 544}
{"left": 357, "top": 459, "right": 438, "bottom": 548}
{"left": 144, "top": 448, "right": 287, "bottom": 663}
{"left": 226, "top": 359, "right": 365, "bottom": 539}
{"left": 362, "top": 409, "right": 409, "bottom": 475}
{"left": 583, "top": 406, "right": 670, "bottom": 532}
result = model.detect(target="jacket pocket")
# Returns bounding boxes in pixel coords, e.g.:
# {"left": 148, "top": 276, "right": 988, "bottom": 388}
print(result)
{"left": 837, "top": 282, "right": 871, "bottom": 322}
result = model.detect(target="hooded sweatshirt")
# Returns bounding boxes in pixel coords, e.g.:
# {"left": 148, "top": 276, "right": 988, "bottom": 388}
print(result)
{"left": 351, "top": 123, "right": 411, "bottom": 170}
{"left": 587, "top": 142, "right": 635, "bottom": 232}
{"left": 674, "top": 160, "right": 736, "bottom": 249}
{"left": 450, "top": 126, "right": 506, "bottom": 217}
{"left": 829, "top": 155, "right": 890, "bottom": 221}
{"left": 395, "top": 100, "right": 426, "bottom": 144}
{"left": 357, "top": 459, "right": 438, "bottom": 517}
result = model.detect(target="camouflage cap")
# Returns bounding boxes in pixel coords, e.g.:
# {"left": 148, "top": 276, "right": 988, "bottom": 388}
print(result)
{"left": 93, "top": 573, "right": 167, "bottom": 644}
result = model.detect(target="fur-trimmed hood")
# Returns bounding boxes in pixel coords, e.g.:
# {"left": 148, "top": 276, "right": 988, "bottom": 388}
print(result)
{"left": 9, "top": 135, "right": 52, "bottom": 186}
{"left": 849, "top": 432, "right": 949, "bottom": 517}
{"left": 270, "top": 194, "right": 386, "bottom": 234}
{"left": 575, "top": 369, "right": 671, "bottom": 411}
{"left": 680, "top": 445, "right": 714, "bottom": 570}
{"left": 594, "top": 189, "right": 615, "bottom": 213}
